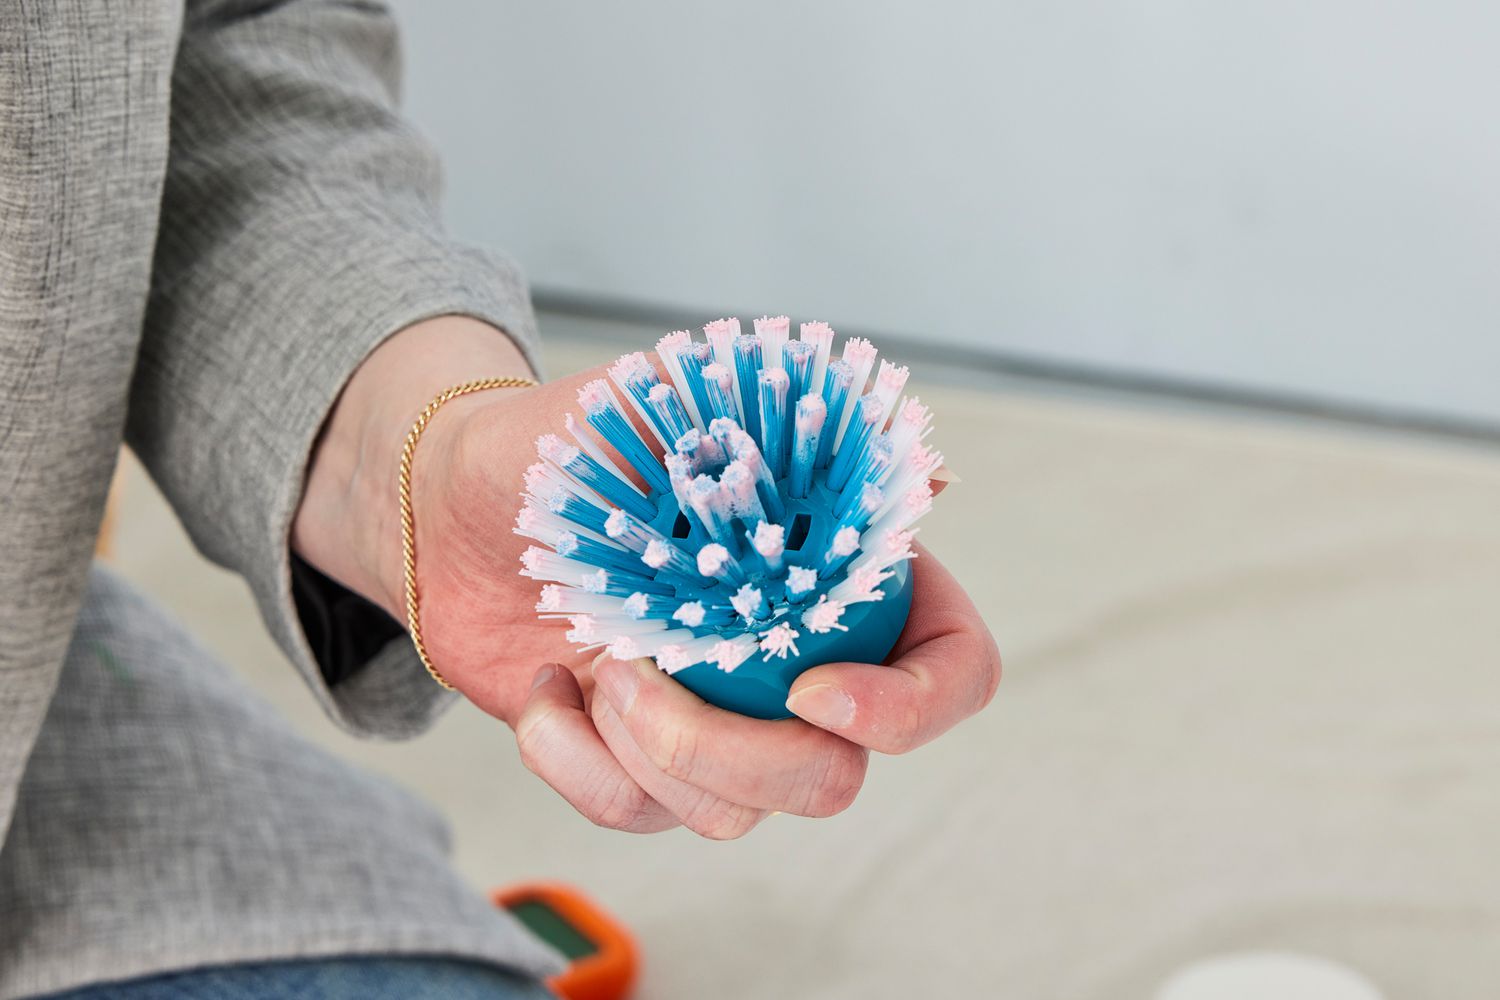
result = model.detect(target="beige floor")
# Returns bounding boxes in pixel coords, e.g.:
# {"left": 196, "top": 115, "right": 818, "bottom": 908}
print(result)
{"left": 110, "top": 313, "right": 1500, "bottom": 999}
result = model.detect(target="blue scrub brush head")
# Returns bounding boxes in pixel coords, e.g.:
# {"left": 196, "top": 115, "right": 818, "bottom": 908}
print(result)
{"left": 516, "top": 317, "right": 942, "bottom": 719}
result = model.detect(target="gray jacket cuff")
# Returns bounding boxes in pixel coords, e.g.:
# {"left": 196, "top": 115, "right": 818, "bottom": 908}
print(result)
{"left": 256, "top": 243, "right": 541, "bottom": 737}
{"left": 131, "top": 212, "right": 540, "bottom": 738}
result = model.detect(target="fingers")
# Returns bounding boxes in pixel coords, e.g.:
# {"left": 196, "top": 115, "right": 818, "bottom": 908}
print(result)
{"left": 591, "top": 655, "right": 869, "bottom": 823}
{"left": 514, "top": 663, "right": 679, "bottom": 833}
{"left": 928, "top": 463, "right": 959, "bottom": 497}
{"left": 786, "top": 545, "right": 1001, "bottom": 755}
{"left": 591, "top": 696, "right": 770, "bottom": 841}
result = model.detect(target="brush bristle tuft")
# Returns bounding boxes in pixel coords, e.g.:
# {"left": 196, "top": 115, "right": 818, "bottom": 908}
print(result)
{"left": 515, "top": 317, "right": 938, "bottom": 675}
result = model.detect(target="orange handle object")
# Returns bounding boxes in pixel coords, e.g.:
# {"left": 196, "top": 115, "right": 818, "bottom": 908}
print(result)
{"left": 493, "top": 882, "right": 639, "bottom": 1000}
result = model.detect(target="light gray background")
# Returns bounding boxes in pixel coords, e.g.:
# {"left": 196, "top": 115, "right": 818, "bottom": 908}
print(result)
{"left": 389, "top": 1, "right": 1500, "bottom": 428}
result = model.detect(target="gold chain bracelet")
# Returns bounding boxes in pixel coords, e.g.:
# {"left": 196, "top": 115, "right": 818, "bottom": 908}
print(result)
{"left": 399, "top": 377, "right": 539, "bottom": 689}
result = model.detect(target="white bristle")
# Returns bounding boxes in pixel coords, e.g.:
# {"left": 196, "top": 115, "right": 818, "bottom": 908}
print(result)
{"left": 849, "top": 528, "right": 918, "bottom": 576}
{"left": 752, "top": 521, "right": 785, "bottom": 572}
{"left": 536, "top": 433, "right": 579, "bottom": 468}
{"left": 866, "top": 482, "right": 935, "bottom": 540}
{"left": 871, "top": 360, "right": 910, "bottom": 430}
{"left": 656, "top": 329, "right": 706, "bottom": 431}
{"left": 707, "top": 635, "right": 759, "bottom": 673}
{"left": 730, "top": 584, "right": 766, "bottom": 621}
{"left": 828, "top": 565, "right": 894, "bottom": 606}
{"left": 705, "top": 318, "right": 745, "bottom": 418}
{"left": 697, "top": 544, "right": 728, "bottom": 575}
{"left": 604, "top": 508, "right": 668, "bottom": 554}
{"left": 830, "top": 526, "right": 860, "bottom": 558}
{"left": 758, "top": 622, "right": 802, "bottom": 660}
{"left": 799, "top": 321, "right": 835, "bottom": 402}
{"left": 720, "top": 460, "right": 766, "bottom": 523}
{"left": 754, "top": 316, "right": 790, "bottom": 372}
{"left": 537, "top": 586, "right": 625, "bottom": 615}
{"left": 703, "top": 318, "right": 740, "bottom": 367}
{"left": 568, "top": 614, "right": 669, "bottom": 649}
{"left": 695, "top": 542, "right": 746, "bottom": 586}
{"left": 521, "top": 547, "right": 611, "bottom": 589}
{"left": 656, "top": 634, "right": 730, "bottom": 674}
{"left": 834, "top": 337, "right": 879, "bottom": 449}
{"left": 786, "top": 565, "right": 819, "bottom": 598}
{"left": 515, "top": 503, "right": 618, "bottom": 550}
{"left": 673, "top": 601, "right": 706, "bottom": 627}
{"left": 642, "top": 539, "right": 672, "bottom": 570}
{"left": 802, "top": 595, "right": 850, "bottom": 634}
{"left": 884, "top": 396, "right": 934, "bottom": 473}
{"left": 877, "top": 443, "right": 944, "bottom": 520}
{"left": 610, "top": 627, "right": 702, "bottom": 662}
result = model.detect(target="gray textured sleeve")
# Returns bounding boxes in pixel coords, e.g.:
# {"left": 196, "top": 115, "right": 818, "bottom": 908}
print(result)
{"left": 126, "top": 0, "right": 534, "bottom": 737}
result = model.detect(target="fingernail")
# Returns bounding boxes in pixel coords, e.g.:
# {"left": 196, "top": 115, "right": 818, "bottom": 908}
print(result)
{"left": 531, "top": 662, "right": 561, "bottom": 691}
{"left": 786, "top": 685, "right": 855, "bottom": 729}
{"left": 592, "top": 657, "right": 640, "bottom": 715}
{"left": 930, "top": 463, "right": 961, "bottom": 485}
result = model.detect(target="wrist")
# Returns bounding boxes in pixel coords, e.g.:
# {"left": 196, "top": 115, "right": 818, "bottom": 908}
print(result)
{"left": 294, "top": 315, "right": 536, "bottom": 619}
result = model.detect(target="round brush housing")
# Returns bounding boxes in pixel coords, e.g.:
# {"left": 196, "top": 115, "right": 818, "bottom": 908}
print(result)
{"left": 516, "top": 317, "right": 942, "bottom": 719}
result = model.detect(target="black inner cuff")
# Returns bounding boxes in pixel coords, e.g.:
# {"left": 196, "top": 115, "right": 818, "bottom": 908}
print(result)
{"left": 290, "top": 554, "right": 405, "bottom": 686}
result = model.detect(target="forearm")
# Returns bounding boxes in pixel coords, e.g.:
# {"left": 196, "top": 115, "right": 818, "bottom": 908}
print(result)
{"left": 292, "top": 315, "right": 536, "bottom": 621}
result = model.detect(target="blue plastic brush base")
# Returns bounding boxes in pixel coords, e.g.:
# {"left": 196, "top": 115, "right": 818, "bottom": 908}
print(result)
{"left": 637, "top": 470, "right": 915, "bottom": 720}
{"left": 670, "top": 559, "right": 912, "bottom": 719}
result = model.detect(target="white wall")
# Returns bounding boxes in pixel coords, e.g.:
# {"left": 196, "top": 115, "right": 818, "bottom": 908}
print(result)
{"left": 390, "top": 1, "right": 1500, "bottom": 426}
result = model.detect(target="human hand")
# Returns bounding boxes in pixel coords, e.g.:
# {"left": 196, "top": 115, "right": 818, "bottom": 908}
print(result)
{"left": 295, "top": 316, "right": 1000, "bottom": 837}
{"left": 296, "top": 315, "right": 652, "bottom": 719}
{"left": 512, "top": 539, "right": 1000, "bottom": 837}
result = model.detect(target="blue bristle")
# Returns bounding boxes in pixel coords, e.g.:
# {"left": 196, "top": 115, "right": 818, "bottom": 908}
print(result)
{"left": 816, "top": 360, "right": 854, "bottom": 470}
{"left": 781, "top": 341, "right": 816, "bottom": 463}
{"left": 557, "top": 532, "right": 649, "bottom": 576}
{"left": 834, "top": 434, "right": 894, "bottom": 519}
{"left": 615, "top": 363, "right": 671, "bottom": 444}
{"left": 558, "top": 448, "right": 657, "bottom": 522}
{"left": 646, "top": 383, "right": 696, "bottom": 445}
{"left": 596, "top": 571, "right": 678, "bottom": 598}
{"left": 834, "top": 483, "right": 884, "bottom": 537}
{"left": 757, "top": 368, "right": 790, "bottom": 479}
{"left": 701, "top": 362, "right": 739, "bottom": 424}
{"left": 547, "top": 490, "right": 610, "bottom": 536}
{"left": 732, "top": 335, "right": 764, "bottom": 444}
{"left": 582, "top": 391, "right": 672, "bottom": 496}
{"left": 824, "top": 393, "right": 884, "bottom": 493}
{"left": 677, "top": 343, "right": 717, "bottom": 433}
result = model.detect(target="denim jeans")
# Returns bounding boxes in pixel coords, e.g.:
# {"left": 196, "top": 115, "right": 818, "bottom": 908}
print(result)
{"left": 42, "top": 957, "right": 556, "bottom": 1000}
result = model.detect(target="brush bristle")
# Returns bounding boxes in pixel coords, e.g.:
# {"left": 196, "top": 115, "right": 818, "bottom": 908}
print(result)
{"left": 516, "top": 318, "right": 940, "bottom": 676}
